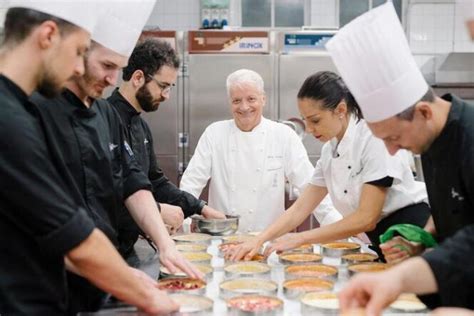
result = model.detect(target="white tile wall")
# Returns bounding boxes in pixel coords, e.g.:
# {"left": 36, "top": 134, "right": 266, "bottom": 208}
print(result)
{"left": 408, "top": 2, "right": 474, "bottom": 54}
{"left": 453, "top": 0, "right": 474, "bottom": 52}
{"left": 146, "top": 0, "right": 201, "bottom": 31}
{"left": 310, "top": 0, "right": 338, "bottom": 28}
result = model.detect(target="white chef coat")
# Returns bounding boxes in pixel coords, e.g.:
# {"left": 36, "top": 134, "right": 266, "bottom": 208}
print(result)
{"left": 311, "top": 115, "right": 428, "bottom": 220}
{"left": 180, "top": 117, "right": 341, "bottom": 232}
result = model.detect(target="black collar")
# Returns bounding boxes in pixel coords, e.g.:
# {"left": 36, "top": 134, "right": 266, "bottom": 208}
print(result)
{"left": 62, "top": 88, "right": 97, "bottom": 118}
{"left": 0, "top": 74, "right": 30, "bottom": 104}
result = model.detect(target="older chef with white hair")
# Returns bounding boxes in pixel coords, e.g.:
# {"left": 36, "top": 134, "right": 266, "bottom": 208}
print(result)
{"left": 180, "top": 68, "right": 341, "bottom": 233}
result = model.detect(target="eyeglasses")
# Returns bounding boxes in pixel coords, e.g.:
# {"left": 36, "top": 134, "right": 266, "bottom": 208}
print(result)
{"left": 147, "top": 74, "right": 175, "bottom": 94}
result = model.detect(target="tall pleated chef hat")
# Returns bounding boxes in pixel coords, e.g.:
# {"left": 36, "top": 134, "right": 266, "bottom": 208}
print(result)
{"left": 92, "top": 0, "right": 157, "bottom": 58}
{"left": 8, "top": 0, "right": 99, "bottom": 34}
{"left": 326, "top": 2, "right": 429, "bottom": 123}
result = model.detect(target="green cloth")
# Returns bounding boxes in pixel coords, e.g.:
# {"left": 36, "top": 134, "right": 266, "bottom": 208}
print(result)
{"left": 379, "top": 224, "right": 438, "bottom": 248}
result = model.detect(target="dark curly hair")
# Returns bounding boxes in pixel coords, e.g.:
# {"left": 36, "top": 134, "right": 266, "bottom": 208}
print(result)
{"left": 122, "top": 38, "right": 180, "bottom": 81}
{"left": 297, "top": 71, "right": 363, "bottom": 121}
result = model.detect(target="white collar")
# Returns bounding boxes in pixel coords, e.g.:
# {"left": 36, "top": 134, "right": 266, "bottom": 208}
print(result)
{"left": 329, "top": 115, "right": 358, "bottom": 158}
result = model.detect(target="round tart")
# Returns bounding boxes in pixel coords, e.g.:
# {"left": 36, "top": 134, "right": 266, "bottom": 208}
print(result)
{"left": 169, "top": 293, "right": 213, "bottom": 313}
{"left": 279, "top": 252, "right": 322, "bottom": 264}
{"left": 157, "top": 277, "right": 206, "bottom": 294}
{"left": 321, "top": 242, "right": 361, "bottom": 257}
{"left": 341, "top": 252, "right": 378, "bottom": 264}
{"left": 175, "top": 243, "right": 208, "bottom": 252}
{"left": 172, "top": 233, "right": 212, "bottom": 244}
{"left": 225, "top": 262, "right": 270, "bottom": 278}
{"left": 227, "top": 295, "right": 283, "bottom": 313}
{"left": 160, "top": 264, "right": 212, "bottom": 279}
{"left": 301, "top": 292, "right": 339, "bottom": 311}
{"left": 181, "top": 251, "right": 212, "bottom": 263}
{"left": 220, "top": 278, "right": 278, "bottom": 298}
{"left": 390, "top": 293, "right": 427, "bottom": 312}
{"left": 348, "top": 262, "right": 389, "bottom": 276}
{"left": 283, "top": 278, "right": 333, "bottom": 292}
{"left": 285, "top": 264, "right": 338, "bottom": 279}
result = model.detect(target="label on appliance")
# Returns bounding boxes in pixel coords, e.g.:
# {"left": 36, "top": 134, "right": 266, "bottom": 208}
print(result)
{"left": 189, "top": 31, "right": 269, "bottom": 54}
{"left": 283, "top": 33, "right": 335, "bottom": 52}
{"left": 141, "top": 30, "right": 177, "bottom": 50}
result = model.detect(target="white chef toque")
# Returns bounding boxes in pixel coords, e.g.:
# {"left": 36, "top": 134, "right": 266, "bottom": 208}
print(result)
{"left": 8, "top": 0, "right": 99, "bottom": 34}
{"left": 326, "top": 2, "right": 429, "bottom": 123}
{"left": 92, "top": 0, "right": 157, "bottom": 58}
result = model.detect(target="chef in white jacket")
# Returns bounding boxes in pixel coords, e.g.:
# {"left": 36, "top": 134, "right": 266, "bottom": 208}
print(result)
{"left": 228, "top": 71, "right": 430, "bottom": 261}
{"left": 180, "top": 69, "right": 341, "bottom": 232}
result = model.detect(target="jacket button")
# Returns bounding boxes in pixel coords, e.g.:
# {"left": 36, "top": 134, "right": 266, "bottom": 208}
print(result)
{"left": 344, "top": 190, "right": 348, "bottom": 194}
{"left": 348, "top": 166, "right": 351, "bottom": 169}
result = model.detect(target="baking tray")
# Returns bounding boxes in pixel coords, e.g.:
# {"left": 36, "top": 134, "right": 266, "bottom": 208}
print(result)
{"left": 190, "top": 214, "right": 239, "bottom": 236}
{"left": 300, "top": 292, "right": 339, "bottom": 315}
{"left": 282, "top": 278, "right": 334, "bottom": 300}
{"left": 224, "top": 262, "right": 271, "bottom": 279}
{"left": 219, "top": 278, "right": 278, "bottom": 299}
{"left": 320, "top": 242, "right": 361, "bottom": 257}
{"left": 284, "top": 264, "right": 338, "bottom": 281}
{"left": 285, "top": 243, "right": 314, "bottom": 253}
{"left": 278, "top": 252, "right": 322, "bottom": 265}
{"left": 226, "top": 295, "right": 283, "bottom": 316}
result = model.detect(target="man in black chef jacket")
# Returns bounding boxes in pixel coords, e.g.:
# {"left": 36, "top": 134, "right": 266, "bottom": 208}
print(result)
{"left": 31, "top": 3, "right": 202, "bottom": 314}
{"left": 324, "top": 2, "right": 474, "bottom": 313}
{"left": 0, "top": 2, "right": 178, "bottom": 315}
{"left": 107, "top": 38, "right": 226, "bottom": 256}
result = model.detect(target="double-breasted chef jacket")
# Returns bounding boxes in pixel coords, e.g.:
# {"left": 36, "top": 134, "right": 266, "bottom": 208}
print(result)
{"left": 0, "top": 76, "right": 95, "bottom": 314}
{"left": 180, "top": 117, "right": 341, "bottom": 232}
{"left": 311, "top": 115, "right": 428, "bottom": 222}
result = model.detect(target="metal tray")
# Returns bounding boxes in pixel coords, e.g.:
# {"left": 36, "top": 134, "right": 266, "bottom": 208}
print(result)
{"left": 219, "top": 278, "right": 278, "bottom": 299}
{"left": 190, "top": 214, "right": 239, "bottom": 236}
{"left": 341, "top": 252, "right": 378, "bottom": 265}
{"left": 278, "top": 252, "right": 322, "bottom": 265}
{"left": 224, "top": 262, "right": 271, "bottom": 279}
{"left": 282, "top": 278, "right": 334, "bottom": 300}
{"left": 156, "top": 277, "right": 207, "bottom": 295}
{"left": 285, "top": 243, "right": 314, "bottom": 253}
{"left": 320, "top": 242, "right": 361, "bottom": 257}
{"left": 176, "top": 243, "right": 208, "bottom": 253}
{"left": 284, "top": 264, "right": 338, "bottom": 281}
{"left": 160, "top": 264, "right": 213, "bottom": 282}
{"left": 181, "top": 251, "right": 212, "bottom": 265}
{"left": 300, "top": 292, "right": 339, "bottom": 315}
{"left": 169, "top": 293, "right": 214, "bottom": 315}
{"left": 172, "top": 233, "right": 213, "bottom": 245}
{"left": 226, "top": 295, "right": 283, "bottom": 316}
{"left": 347, "top": 262, "right": 390, "bottom": 277}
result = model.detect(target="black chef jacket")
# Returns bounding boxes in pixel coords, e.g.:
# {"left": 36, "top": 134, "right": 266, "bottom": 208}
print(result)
{"left": 422, "top": 224, "right": 474, "bottom": 309}
{"left": 0, "top": 75, "right": 95, "bottom": 315}
{"left": 32, "top": 89, "right": 152, "bottom": 313}
{"left": 419, "top": 94, "right": 474, "bottom": 308}
{"left": 108, "top": 89, "right": 205, "bottom": 255}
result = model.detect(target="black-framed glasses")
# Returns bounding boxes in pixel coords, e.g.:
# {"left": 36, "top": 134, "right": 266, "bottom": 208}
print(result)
{"left": 147, "top": 74, "right": 175, "bottom": 94}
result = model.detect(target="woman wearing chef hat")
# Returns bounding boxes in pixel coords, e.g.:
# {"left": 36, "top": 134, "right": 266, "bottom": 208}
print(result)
{"left": 228, "top": 70, "right": 431, "bottom": 262}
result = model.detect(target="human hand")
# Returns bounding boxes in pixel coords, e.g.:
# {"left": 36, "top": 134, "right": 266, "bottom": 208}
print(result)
{"left": 159, "top": 243, "right": 204, "bottom": 280}
{"left": 225, "top": 238, "right": 263, "bottom": 262}
{"left": 160, "top": 204, "right": 184, "bottom": 234}
{"left": 129, "top": 267, "right": 157, "bottom": 288}
{"left": 141, "top": 287, "right": 180, "bottom": 315}
{"left": 263, "top": 233, "right": 303, "bottom": 257}
{"left": 380, "top": 236, "right": 424, "bottom": 264}
{"left": 201, "top": 205, "right": 227, "bottom": 219}
{"left": 339, "top": 270, "right": 403, "bottom": 316}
